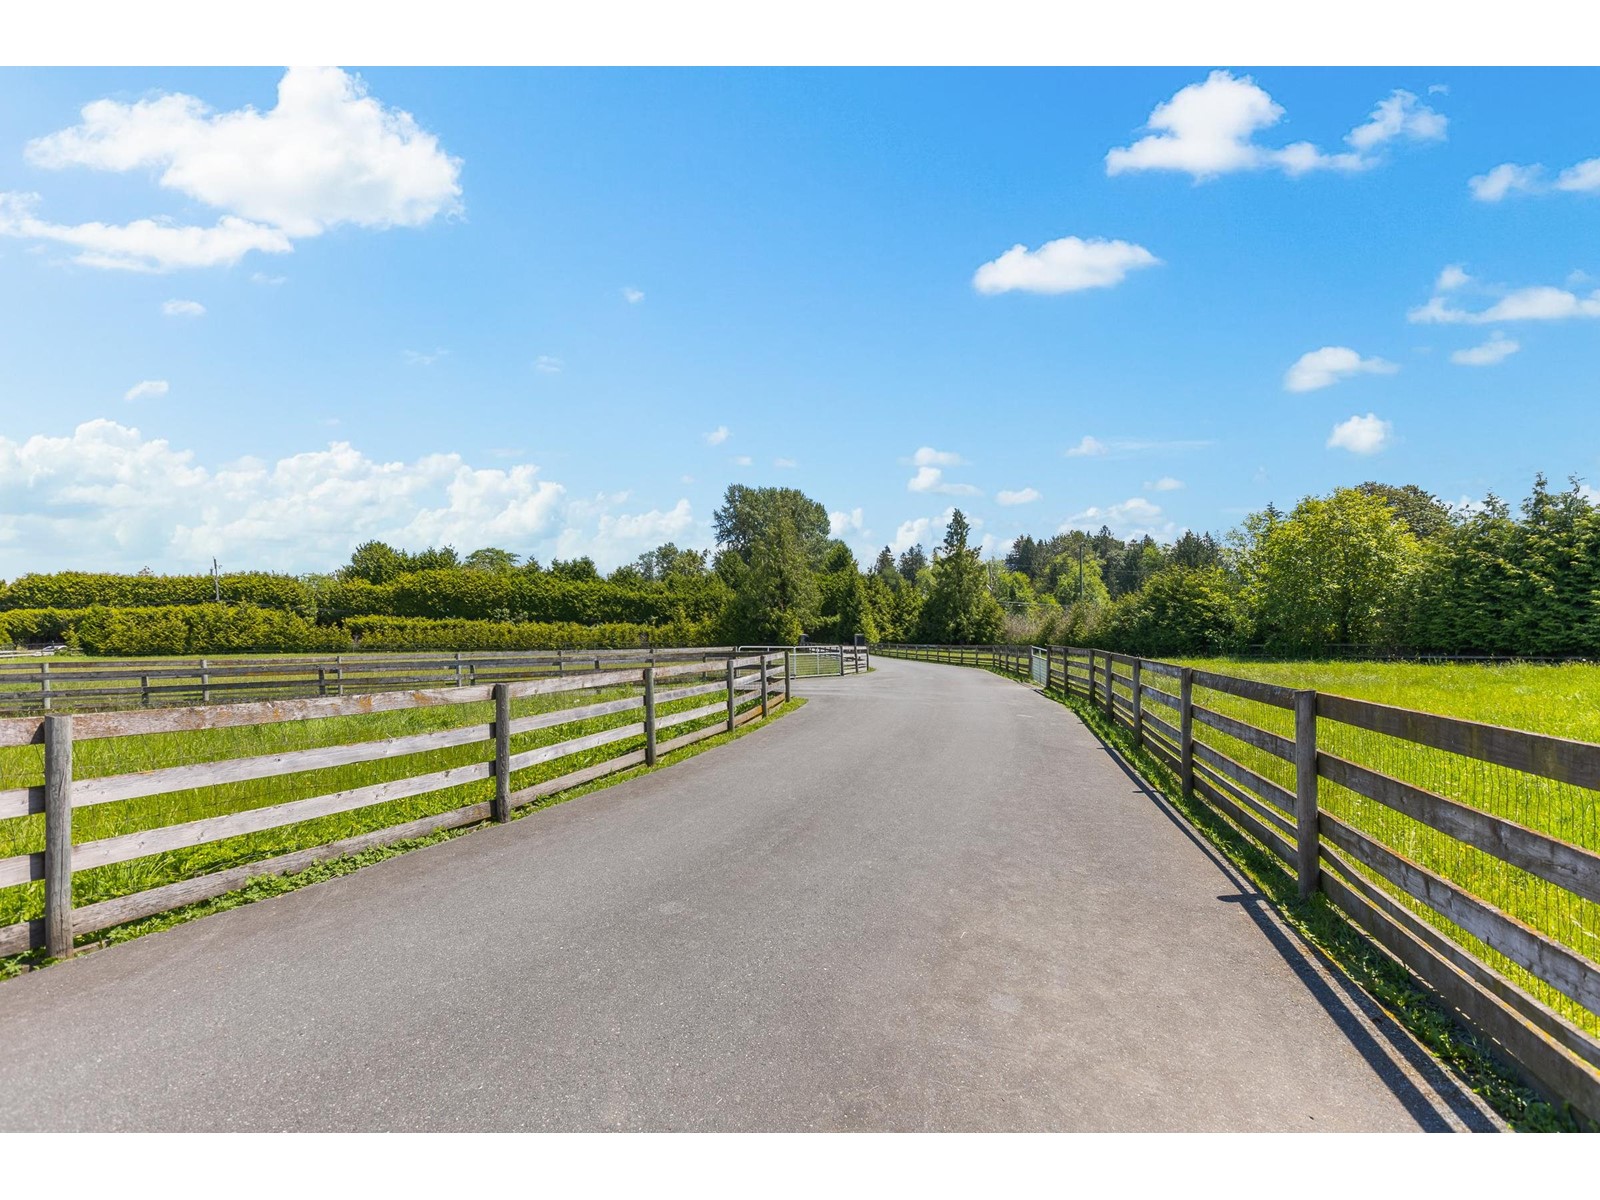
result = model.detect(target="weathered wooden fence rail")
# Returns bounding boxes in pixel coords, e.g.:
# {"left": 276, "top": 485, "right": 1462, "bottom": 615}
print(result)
{"left": 0, "top": 646, "right": 827, "bottom": 716}
{"left": 0, "top": 653, "right": 790, "bottom": 960}
{"left": 872, "top": 642, "right": 1600, "bottom": 1122}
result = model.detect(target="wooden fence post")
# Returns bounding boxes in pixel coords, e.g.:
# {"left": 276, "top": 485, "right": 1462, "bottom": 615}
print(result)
{"left": 44, "top": 713, "right": 73, "bottom": 958}
{"left": 336, "top": 656, "right": 345, "bottom": 696}
{"left": 643, "top": 667, "right": 657, "bottom": 766}
{"left": 492, "top": 683, "right": 511, "bottom": 823}
{"left": 40, "top": 661, "right": 51, "bottom": 711}
{"left": 1294, "top": 688, "right": 1319, "bottom": 898}
{"left": 454, "top": 651, "right": 464, "bottom": 688}
{"left": 1044, "top": 646, "right": 1053, "bottom": 692}
{"left": 200, "top": 658, "right": 211, "bottom": 703}
{"left": 1087, "top": 651, "right": 1096, "bottom": 704}
{"left": 784, "top": 654, "right": 792, "bottom": 705}
{"left": 1179, "top": 668, "right": 1195, "bottom": 798}
{"left": 761, "top": 655, "right": 770, "bottom": 718}
{"left": 140, "top": 674, "right": 151, "bottom": 707}
{"left": 1131, "top": 659, "right": 1144, "bottom": 749}
{"left": 839, "top": 645, "right": 845, "bottom": 677}
{"left": 725, "top": 658, "right": 736, "bottom": 732}
{"left": 1103, "top": 653, "right": 1114, "bottom": 715}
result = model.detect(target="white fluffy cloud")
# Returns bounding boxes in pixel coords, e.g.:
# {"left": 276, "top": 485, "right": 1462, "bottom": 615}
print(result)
{"left": 0, "top": 193, "right": 290, "bottom": 272}
{"left": 1284, "top": 346, "right": 1399, "bottom": 392}
{"left": 2, "top": 67, "right": 460, "bottom": 271}
{"left": 124, "top": 379, "right": 169, "bottom": 402}
{"left": 732, "top": 455, "right": 753, "bottom": 467}
{"left": 1470, "top": 156, "right": 1600, "bottom": 201}
{"left": 1061, "top": 496, "right": 1171, "bottom": 538}
{"left": 534, "top": 355, "right": 563, "bottom": 374}
{"left": 403, "top": 348, "right": 448, "bottom": 367}
{"left": 703, "top": 425, "right": 730, "bottom": 445}
{"left": 911, "top": 446, "right": 963, "bottom": 467}
{"left": 161, "top": 299, "right": 206, "bottom": 317}
{"left": 1064, "top": 435, "right": 1107, "bottom": 458}
{"left": 1451, "top": 332, "right": 1520, "bottom": 366}
{"left": 829, "top": 507, "right": 866, "bottom": 536}
{"left": 1106, "top": 72, "right": 1444, "bottom": 181}
{"left": 1435, "top": 264, "right": 1471, "bottom": 291}
{"left": 1409, "top": 281, "right": 1600, "bottom": 324}
{"left": 907, "top": 466, "right": 979, "bottom": 496}
{"left": 622, "top": 287, "right": 645, "bottom": 304}
{"left": 1326, "top": 413, "right": 1392, "bottom": 454}
{"left": 1145, "top": 476, "right": 1185, "bottom": 492}
{"left": 890, "top": 517, "right": 932, "bottom": 554}
{"left": 972, "top": 236, "right": 1160, "bottom": 295}
{"left": 773, "top": 457, "right": 797, "bottom": 468}
{"left": 0, "top": 420, "right": 710, "bottom": 574}
{"left": 996, "top": 488, "right": 1041, "bottom": 506}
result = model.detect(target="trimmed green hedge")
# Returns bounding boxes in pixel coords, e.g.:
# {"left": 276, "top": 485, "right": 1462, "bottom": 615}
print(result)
{"left": 66, "top": 605, "right": 353, "bottom": 656}
{"left": 316, "top": 571, "right": 729, "bottom": 625}
{"left": 0, "top": 608, "right": 79, "bottom": 645}
{"left": 1, "top": 571, "right": 314, "bottom": 614}
{"left": 344, "top": 615, "right": 716, "bottom": 652}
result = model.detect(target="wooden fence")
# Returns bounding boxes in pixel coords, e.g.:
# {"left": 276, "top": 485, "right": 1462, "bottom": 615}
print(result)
{"left": 873, "top": 642, "right": 1600, "bottom": 1122}
{"left": 0, "top": 653, "right": 790, "bottom": 961}
{"left": 0, "top": 646, "right": 776, "bottom": 716}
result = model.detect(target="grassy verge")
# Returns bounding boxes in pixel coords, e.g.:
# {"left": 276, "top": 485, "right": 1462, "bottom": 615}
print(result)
{"left": 957, "top": 658, "right": 1586, "bottom": 1132}
{"left": 0, "top": 696, "right": 804, "bottom": 980}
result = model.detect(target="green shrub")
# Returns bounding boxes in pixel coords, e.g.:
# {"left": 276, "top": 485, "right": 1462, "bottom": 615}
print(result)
{"left": 1, "top": 571, "right": 314, "bottom": 615}
{"left": 69, "top": 605, "right": 353, "bottom": 656}
{"left": 0, "top": 608, "right": 79, "bottom": 646}
{"left": 344, "top": 615, "right": 716, "bottom": 652}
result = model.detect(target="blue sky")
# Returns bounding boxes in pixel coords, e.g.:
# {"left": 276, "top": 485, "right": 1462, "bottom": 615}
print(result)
{"left": 1, "top": 66, "right": 1597, "bottom": 576}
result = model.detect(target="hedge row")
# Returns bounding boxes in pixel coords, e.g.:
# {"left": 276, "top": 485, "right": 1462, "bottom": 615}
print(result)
{"left": 318, "top": 572, "right": 728, "bottom": 625}
{"left": 1, "top": 605, "right": 719, "bottom": 657}
{"left": 63, "top": 605, "right": 350, "bottom": 656}
{"left": 343, "top": 616, "right": 716, "bottom": 652}
{"left": 1, "top": 571, "right": 314, "bottom": 614}
{"left": 0, "top": 570, "right": 732, "bottom": 627}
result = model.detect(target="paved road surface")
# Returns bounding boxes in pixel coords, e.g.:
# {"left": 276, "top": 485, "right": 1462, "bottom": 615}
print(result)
{"left": 0, "top": 657, "right": 1498, "bottom": 1131}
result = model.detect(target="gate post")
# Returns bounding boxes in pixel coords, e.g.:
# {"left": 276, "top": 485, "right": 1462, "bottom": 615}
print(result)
{"left": 1179, "top": 668, "right": 1195, "bottom": 798}
{"left": 1131, "top": 659, "right": 1144, "bottom": 749}
{"left": 492, "top": 683, "right": 512, "bottom": 823}
{"left": 643, "top": 667, "right": 657, "bottom": 767}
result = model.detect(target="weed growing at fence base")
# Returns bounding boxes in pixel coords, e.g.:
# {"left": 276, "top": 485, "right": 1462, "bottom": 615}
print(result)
{"left": 0, "top": 697, "right": 803, "bottom": 980}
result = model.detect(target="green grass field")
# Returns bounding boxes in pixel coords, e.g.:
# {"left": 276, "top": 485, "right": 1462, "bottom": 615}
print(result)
{"left": 0, "top": 675, "right": 767, "bottom": 936}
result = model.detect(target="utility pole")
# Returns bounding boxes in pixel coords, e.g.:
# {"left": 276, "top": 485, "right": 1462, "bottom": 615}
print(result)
{"left": 212, "top": 557, "right": 221, "bottom": 602}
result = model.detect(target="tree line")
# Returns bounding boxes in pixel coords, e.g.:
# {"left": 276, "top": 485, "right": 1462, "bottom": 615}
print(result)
{"left": 2, "top": 476, "right": 1594, "bottom": 658}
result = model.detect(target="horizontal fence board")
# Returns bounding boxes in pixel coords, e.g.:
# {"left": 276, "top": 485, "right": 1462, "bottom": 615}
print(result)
{"left": 506, "top": 722, "right": 645, "bottom": 774}
{"left": 1140, "top": 682, "right": 1182, "bottom": 711}
{"left": 654, "top": 700, "right": 730, "bottom": 733}
{"left": 0, "top": 917, "right": 40, "bottom": 956}
{"left": 0, "top": 685, "right": 494, "bottom": 747}
{"left": 1140, "top": 660, "right": 1181, "bottom": 679}
{"left": 0, "top": 850, "right": 44, "bottom": 890}
{"left": 1192, "top": 739, "right": 1296, "bottom": 816}
{"left": 1318, "top": 855, "right": 1600, "bottom": 1122}
{"left": 74, "top": 761, "right": 494, "bottom": 872}
{"left": 655, "top": 721, "right": 728, "bottom": 757}
{"left": 506, "top": 695, "right": 642, "bottom": 737}
{"left": 1320, "top": 842, "right": 1600, "bottom": 1074}
{"left": 1317, "top": 693, "right": 1600, "bottom": 792}
{"left": 1144, "top": 734, "right": 1180, "bottom": 776}
{"left": 1193, "top": 757, "right": 1296, "bottom": 838}
{"left": 69, "top": 802, "right": 495, "bottom": 943}
{"left": 1318, "top": 752, "right": 1600, "bottom": 907}
{"left": 71, "top": 722, "right": 495, "bottom": 809}
{"left": 1142, "top": 709, "right": 1181, "bottom": 745}
{"left": 1191, "top": 669, "right": 1295, "bottom": 710}
{"left": 653, "top": 680, "right": 729, "bottom": 705}
{"left": 1192, "top": 772, "right": 1298, "bottom": 866}
{"left": 508, "top": 749, "right": 649, "bottom": 806}
{"left": 1319, "top": 813, "right": 1600, "bottom": 1019}
{"left": 0, "top": 785, "right": 40, "bottom": 820}
{"left": 1109, "top": 670, "right": 1134, "bottom": 689}
{"left": 1191, "top": 703, "right": 1295, "bottom": 761}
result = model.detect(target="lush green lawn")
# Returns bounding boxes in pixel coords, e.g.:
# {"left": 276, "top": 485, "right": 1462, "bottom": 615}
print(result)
{"left": 0, "top": 676, "right": 763, "bottom": 930}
